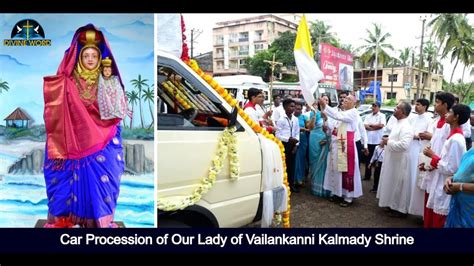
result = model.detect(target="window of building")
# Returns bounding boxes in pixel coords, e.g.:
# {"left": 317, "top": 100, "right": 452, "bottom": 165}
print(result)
{"left": 229, "top": 60, "right": 238, "bottom": 69}
{"left": 157, "top": 63, "right": 232, "bottom": 130}
{"left": 254, "top": 30, "right": 264, "bottom": 41}
{"left": 214, "top": 35, "right": 224, "bottom": 45}
{"left": 386, "top": 92, "right": 397, "bottom": 100}
{"left": 239, "top": 45, "right": 249, "bottom": 56}
{"left": 239, "top": 32, "right": 249, "bottom": 42}
{"left": 229, "top": 47, "right": 239, "bottom": 57}
{"left": 216, "top": 62, "right": 224, "bottom": 70}
{"left": 229, "top": 33, "right": 238, "bottom": 43}
{"left": 215, "top": 48, "right": 224, "bottom": 59}
{"left": 388, "top": 74, "right": 398, "bottom": 82}
{"left": 254, "top": 43, "right": 264, "bottom": 52}
{"left": 239, "top": 59, "right": 246, "bottom": 68}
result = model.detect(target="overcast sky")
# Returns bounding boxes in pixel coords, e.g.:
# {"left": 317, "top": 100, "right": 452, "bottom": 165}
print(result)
{"left": 182, "top": 13, "right": 473, "bottom": 83}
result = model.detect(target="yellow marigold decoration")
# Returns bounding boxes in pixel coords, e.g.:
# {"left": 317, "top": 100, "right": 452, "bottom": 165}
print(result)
{"left": 185, "top": 59, "right": 291, "bottom": 228}
{"left": 157, "top": 126, "right": 239, "bottom": 211}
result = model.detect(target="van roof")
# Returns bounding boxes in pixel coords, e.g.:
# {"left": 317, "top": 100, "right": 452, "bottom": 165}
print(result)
{"left": 214, "top": 75, "right": 267, "bottom": 86}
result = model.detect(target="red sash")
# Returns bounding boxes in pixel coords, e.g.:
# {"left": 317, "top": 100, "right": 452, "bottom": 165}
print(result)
{"left": 342, "top": 131, "right": 355, "bottom": 192}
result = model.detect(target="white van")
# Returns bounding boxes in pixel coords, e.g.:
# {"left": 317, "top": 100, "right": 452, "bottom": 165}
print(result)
{"left": 157, "top": 50, "right": 285, "bottom": 227}
{"left": 213, "top": 75, "right": 270, "bottom": 107}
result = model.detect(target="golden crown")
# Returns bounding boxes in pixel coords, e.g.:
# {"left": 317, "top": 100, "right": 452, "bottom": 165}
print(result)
{"left": 101, "top": 57, "right": 112, "bottom": 67}
{"left": 78, "top": 29, "right": 101, "bottom": 47}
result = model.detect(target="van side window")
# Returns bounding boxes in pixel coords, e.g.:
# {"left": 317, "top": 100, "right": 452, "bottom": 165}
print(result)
{"left": 157, "top": 65, "right": 231, "bottom": 130}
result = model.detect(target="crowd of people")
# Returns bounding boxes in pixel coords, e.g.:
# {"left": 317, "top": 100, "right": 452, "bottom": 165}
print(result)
{"left": 243, "top": 88, "right": 473, "bottom": 228}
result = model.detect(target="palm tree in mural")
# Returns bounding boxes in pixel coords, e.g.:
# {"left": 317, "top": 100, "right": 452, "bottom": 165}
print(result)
{"left": 131, "top": 75, "right": 149, "bottom": 129}
{"left": 0, "top": 79, "right": 9, "bottom": 94}
{"left": 126, "top": 90, "right": 139, "bottom": 129}
{"left": 141, "top": 84, "right": 154, "bottom": 129}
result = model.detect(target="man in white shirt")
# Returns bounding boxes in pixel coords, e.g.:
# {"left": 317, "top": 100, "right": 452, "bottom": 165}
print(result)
{"left": 363, "top": 102, "right": 386, "bottom": 180}
{"left": 271, "top": 94, "right": 285, "bottom": 127}
{"left": 276, "top": 98, "right": 300, "bottom": 193}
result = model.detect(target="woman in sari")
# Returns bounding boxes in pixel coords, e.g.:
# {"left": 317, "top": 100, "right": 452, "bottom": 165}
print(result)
{"left": 308, "top": 95, "right": 331, "bottom": 198}
{"left": 444, "top": 147, "right": 474, "bottom": 227}
{"left": 43, "top": 24, "right": 126, "bottom": 228}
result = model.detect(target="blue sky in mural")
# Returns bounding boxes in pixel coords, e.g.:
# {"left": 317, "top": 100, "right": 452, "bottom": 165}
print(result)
{"left": 0, "top": 14, "right": 154, "bottom": 127}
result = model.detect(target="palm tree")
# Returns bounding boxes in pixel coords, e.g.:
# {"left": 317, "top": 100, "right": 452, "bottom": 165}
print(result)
{"left": 126, "top": 90, "right": 139, "bottom": 129}
{"left": 399, "top": 48, "right": 412, "bottom": 66}
{"left": 357, "top": 23, "right": 394, "bottom": 67}
{"left": 141, "top": 84, "right": 154, "bottom": 129}
{"left": 356, "top": 23, "right": 394, "bottom": 100}
{"left": 130, "top": 75, "right": 149, "bottom": 128}
{"left": 428, "top": 14, "right": 468, "bottom": 58}
{"left": 445, "top": 32, "right": 473, "bottom": 86}
{"left": 340, "top": 44, "right": 355, "bottom": 54}
{"left": 0, "top": 79, "right": 9, "bottom": 94}
{"left": 310, "top": 20, "right": 340, "bottom": 53}
{"left": 428, "top": 14, "right": 473, "bottom": 88}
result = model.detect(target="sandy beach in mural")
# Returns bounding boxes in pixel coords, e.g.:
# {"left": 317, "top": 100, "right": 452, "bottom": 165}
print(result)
{"left": 0, "top": 138, "right": 154, "bottom": 228}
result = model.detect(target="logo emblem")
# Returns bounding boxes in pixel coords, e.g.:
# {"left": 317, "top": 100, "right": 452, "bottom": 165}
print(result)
{"left": 4, "top": 19, "right": 52, "bottom": 46}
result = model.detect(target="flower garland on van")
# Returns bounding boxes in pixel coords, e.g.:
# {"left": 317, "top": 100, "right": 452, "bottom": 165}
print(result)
{"left": 157, "top": 126, "right": 239, "bottom": 211}
{"left": 185, "top": 59, "right": 291, "bottom": 228}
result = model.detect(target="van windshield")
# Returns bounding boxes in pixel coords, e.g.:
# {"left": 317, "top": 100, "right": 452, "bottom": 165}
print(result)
{"left": 158, "top": 66, "right": 231, "bottom": 129}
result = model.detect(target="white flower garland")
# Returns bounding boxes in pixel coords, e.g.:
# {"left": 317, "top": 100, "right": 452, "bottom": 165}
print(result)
{"left": 157, "top": 126, "right": 239, "bottom": 211}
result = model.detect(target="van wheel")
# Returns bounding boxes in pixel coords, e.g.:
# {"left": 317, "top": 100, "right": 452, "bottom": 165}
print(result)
{"left": 158, "top": 219, "right": 191, "bottom": 228}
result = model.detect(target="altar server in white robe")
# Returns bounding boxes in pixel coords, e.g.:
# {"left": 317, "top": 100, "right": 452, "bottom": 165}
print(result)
{"left": 407, "top": 99, "right": 433, "bottom": 216}
{"left": 377, "top": 101, "right": 414, "bottom": 215}
{"left": 422, "top": 104, "right": 470, "bottom": 227}
{"left": 418, "top": 92, "right": 455, "bottom": 227}
{"left": 319, "top": 95, "right": 362, "bottom": 207}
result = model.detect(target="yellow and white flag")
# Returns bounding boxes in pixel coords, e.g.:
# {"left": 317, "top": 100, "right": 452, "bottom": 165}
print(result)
{"left": 294, "top": 15, "right": 324, "bottom": 105}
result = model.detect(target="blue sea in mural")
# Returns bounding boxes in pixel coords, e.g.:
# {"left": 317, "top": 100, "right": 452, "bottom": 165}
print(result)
{"left": 0, "top": 152, "right": 154, "bottom": 228}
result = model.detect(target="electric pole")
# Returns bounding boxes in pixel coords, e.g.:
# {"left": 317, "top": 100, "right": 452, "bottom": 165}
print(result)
{"left": 415, "top": 16, "right": 427, "bottom": 100}
{"left": 264, "top": 53, "right": 283, "bottom": 105}
{"left": 190, "top": 28, "right": 203, "bottom": 59}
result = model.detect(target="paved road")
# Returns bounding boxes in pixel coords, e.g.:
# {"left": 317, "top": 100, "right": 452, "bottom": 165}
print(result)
{"left": 289, "top": 177, "right": 423, "bottom": 228}
{"left": 249, "top": 167, "right": 423, "bottom": 228}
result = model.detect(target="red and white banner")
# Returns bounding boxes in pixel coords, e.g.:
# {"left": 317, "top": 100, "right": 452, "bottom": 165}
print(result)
{"left": 319, "top": 43, "right": 353, "bottom": 91}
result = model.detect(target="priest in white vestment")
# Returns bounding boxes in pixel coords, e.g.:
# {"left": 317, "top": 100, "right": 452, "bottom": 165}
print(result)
{"left": 407, "top": 99, "right": 433, "bottom": 216}
{"left": 377, "top": 101, "right": 414, "bottom": 215}
{"left": 320, "top": 95, "right": 363, "bottom": 207}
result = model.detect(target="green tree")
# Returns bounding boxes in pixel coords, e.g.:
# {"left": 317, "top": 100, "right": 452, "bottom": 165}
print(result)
{"left": 126, "top": 90, "right": 139, "bottom": 129}
{"left": 269, "top": 31, "right": 297, "bottom": 67}
{"left": 399, "top": 47, "right": 412, "bottom": 66}
{"left": 428, "top": 14, "right": 473, "bottom": 87}
{"left": 130, "top": 75, "right": 149, "bottom": 128}
{"left": 357, "top": 23, "right": 394, "bottom": 68}
{"left": 450, "top": 79, "right": 473, "bottom": 103}
{"left": 310, "top": 20, "right": 340, "bottom": 51}
{"left": 244, "top": 50, "right": 274, "bottom": 80}
{"left": 340, "top": 44, "right": 355, "bottom": 54}
{"left": 142, "top": 84, "right": 155, "bottom": 129}
{"left": 0, "top": 79, "right": 9, "bottom": 94}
